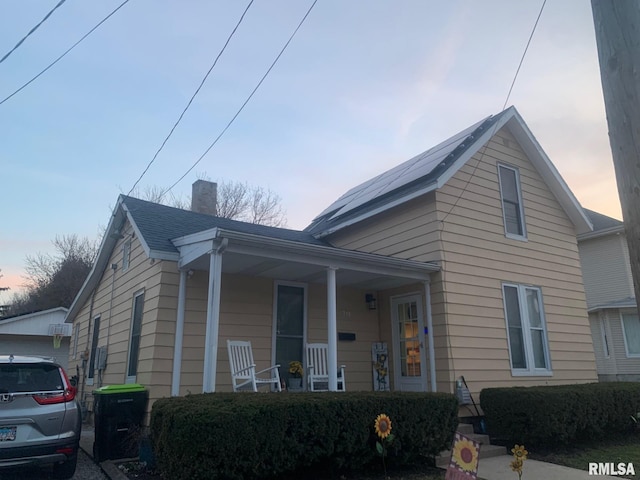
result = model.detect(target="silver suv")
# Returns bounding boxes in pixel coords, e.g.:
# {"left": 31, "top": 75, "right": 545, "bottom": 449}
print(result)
{"left": 0, "top": 355, "right": 81, "bottom": 479}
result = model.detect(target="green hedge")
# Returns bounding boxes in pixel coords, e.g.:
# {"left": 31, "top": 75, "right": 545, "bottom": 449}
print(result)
{"left": 480, "top": 382, "right": 640, "bottom": 448}
{"left": 150, "top": 392, "right": 458, "bottom": 480}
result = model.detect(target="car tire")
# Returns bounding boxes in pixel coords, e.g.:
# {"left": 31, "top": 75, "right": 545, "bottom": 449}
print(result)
{"left": 52, "top": 453, "right": 78, "bottom": 480}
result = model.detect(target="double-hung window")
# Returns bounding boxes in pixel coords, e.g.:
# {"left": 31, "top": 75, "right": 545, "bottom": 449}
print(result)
{"left": 502, "top": 283, "right": 552, "bottom": 375}
{"left": 621, "top": 311, "right": 640, "bottom": 357}
{"left": 498, "top": 164, "right": 527, "bottom": 240}
{"left": 126, "top": 290, "right": 145, "bottom": 383}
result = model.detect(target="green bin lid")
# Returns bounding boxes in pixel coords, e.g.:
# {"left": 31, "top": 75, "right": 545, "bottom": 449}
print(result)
{"left": 94, "top": 383, "right": 146, "bottom": 394}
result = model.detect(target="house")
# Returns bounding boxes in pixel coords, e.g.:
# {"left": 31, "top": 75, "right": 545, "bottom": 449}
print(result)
{"left": 578, "top": 209, "right": 639, "bottom": 381}
{"left": 0, "top": 307, "right": 72, "bottom": 370}
{"left": 65, "top": 106, "right": 598, "bottom": 418}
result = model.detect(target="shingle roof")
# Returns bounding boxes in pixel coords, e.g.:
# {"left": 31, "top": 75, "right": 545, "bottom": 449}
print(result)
{"left": 305, "top": 109, "right": 510, "bottom": 235}
{"left": 122, "top": 196, "right": 329, "bottom": 255}
{"left": 583, "top": 208, "right": 623, "bottom": 232}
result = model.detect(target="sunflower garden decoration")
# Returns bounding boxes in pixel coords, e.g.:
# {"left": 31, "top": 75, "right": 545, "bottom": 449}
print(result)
{"left": 288, "top": 361, "right": 303, "bottom": 390}
{"left": 446, "top": 432, "right": 480, "bottom": 480}
{"left": 373, "top": 413, "right": 394, "bottom": 477}
{"left": 510, "top": 444, "right": 528, "bottom": 479}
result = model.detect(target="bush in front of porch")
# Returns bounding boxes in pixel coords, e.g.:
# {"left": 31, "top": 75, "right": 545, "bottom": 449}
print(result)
{"left": 150, "top": 391, "right": 458, "bottom": 480}
{"left": 480, "top": 382, "right": 640, "bottom": 448}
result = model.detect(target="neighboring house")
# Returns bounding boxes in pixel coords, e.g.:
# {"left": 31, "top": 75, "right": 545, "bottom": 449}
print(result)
{"left": 578, "top": 209, "right": 639, "bottom": 381}
{"left": 0, "top": 307, "right": 72, "bottom": 370}
{"left": 65, "top": 106, "right": 597, "bottom": 418}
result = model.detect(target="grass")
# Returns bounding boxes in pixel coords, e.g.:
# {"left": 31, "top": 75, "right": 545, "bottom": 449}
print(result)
{"left": 529, "top": 433, "right": 640, "bottom": 479}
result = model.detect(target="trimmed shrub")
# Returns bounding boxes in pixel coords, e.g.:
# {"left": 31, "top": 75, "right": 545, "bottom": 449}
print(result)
{"left": 150, "top": 391, "right": 458, "bottom": 480}
{"left": 480, "top": 382, "right": 640, "bottom": 448}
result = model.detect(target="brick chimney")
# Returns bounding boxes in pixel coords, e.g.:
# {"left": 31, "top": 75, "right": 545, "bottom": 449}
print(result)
{"left": 191, "top": 180, "right": 217, "bottom": 216}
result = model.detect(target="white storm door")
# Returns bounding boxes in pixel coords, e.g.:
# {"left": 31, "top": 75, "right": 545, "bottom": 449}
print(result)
{"left": 391, "top": 294, "right": 427, "bottom": 392}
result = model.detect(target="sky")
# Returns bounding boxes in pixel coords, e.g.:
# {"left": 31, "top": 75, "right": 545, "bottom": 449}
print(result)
{"left": 0, "top": 0, "right": 622, "bottom": 304}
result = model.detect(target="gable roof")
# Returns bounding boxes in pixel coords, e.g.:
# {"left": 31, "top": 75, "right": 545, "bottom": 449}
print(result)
{"left": 306, "top": 106, "right": 592, "bottom": 237}
{"left": 122, "top": 196, "right": 329, "bottom": 259}
{"left": 579, "top": 209, "right": 624, "bottom": 240}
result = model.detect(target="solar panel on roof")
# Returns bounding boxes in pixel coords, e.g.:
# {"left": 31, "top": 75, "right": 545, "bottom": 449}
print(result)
{"left": 316, "top": 116, "right": 489, "bottom": 222}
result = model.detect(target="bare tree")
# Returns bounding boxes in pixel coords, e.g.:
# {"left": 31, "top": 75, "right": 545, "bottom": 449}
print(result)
{"left": 5, "top": 235, "right": 98, "bottom": 317}
{"left": 134, "top": 178, "right": 287, "bottom": 227}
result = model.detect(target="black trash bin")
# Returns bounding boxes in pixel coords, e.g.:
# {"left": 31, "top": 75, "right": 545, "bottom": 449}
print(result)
{"left": 92, "top": 384, "right": 148, "bottom": 462}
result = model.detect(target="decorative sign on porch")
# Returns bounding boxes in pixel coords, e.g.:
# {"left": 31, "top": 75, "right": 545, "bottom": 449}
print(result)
{"left": 445, "top": 432, "right": 481, "bottom": 480}
{"left": 372, "top": 342, "right": 389, "bottom": 391}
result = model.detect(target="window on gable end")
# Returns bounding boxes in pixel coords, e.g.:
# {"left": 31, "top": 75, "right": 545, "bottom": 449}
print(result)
{"left": 122, "top": 240, "right": 131, "bottom": 272}
{"left": 621, "top": 311, "right": 640, "bottom": 357}
{"left": 498, "top": 164, "right": 527, "bottom": 239}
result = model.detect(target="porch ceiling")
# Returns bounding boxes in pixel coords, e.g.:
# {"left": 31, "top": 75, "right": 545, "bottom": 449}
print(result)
{"left": 183, "top": 250, "right": 427, "bottom": 290}
{"left": 174, "top": 228, "right": 438, "bottom": 290}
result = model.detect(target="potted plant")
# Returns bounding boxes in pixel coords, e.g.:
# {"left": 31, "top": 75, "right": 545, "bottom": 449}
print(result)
{"left": 288, "top": 361, "right": 303, "bottom": 390}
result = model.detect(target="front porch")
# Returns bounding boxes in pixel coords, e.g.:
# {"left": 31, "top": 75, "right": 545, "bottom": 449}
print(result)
{"left": 168, "top": 227, "right": 440, "bottom": 395}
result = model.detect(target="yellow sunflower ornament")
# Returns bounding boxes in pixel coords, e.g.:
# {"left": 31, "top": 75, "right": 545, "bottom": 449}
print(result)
{"left": 374, "top": 414, "right": 392, "bottom": 439}
{"left": 509, "top": 444, "right": 528, "bottom": 479}
{"left": 511, "top": 444, "right": 528, "bottom": 460}
{"left": 452, "top": 438, "right": 479, "bottom": 473}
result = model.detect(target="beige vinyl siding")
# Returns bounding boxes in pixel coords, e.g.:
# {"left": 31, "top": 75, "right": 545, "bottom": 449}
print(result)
{"left": 437, "top": 126, "right": 596, "bottom": 397}
{"left": 68, "top": 222, "right": 165, "bottom": 413}
{"left": 327, "top": 125, "right": 597, "bottom": 399}
{"left": 167, "top": 272, "right": 382, "bottom": 395}
{"left": 578, "top": 233, "right": 635, "bottom": 308}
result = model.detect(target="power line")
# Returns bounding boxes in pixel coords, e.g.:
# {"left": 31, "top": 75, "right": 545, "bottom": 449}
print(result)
{"left": 159, "top": 0, "right": 318, "bottom": 201}
{"left": 0, "top": 0, "right": 67, "bottom": 65}
{"left": 440, "top": 0, "right": 547, "bottom": 225}
{"left": 127, "top": 0, "right": 255, "bottom": 197}
{"left": 0, "top": 0, "right": 131, "bottom": 106}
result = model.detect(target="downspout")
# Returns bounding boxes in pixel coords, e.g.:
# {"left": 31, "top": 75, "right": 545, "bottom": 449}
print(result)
{"left": 424, "top": 279, "right": 437, "bottom": 392}
{"left": 172, "top": 269, "right": 187, "bottom": 396}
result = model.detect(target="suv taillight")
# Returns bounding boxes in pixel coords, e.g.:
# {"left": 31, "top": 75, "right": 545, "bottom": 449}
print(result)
{"left": 33, "top": 367, "right": 76, "bottom": 405}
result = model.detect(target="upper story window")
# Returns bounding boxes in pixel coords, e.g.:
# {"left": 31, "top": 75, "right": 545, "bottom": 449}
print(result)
{"left": 502, "top": 283, "right": 552, "bottom": 376}
{"left": 498, "top": 164, "right": 527, "bottom": 240}
{"left": 122, "top": 240, "right": 131, "bottom": 272}
{"left": 621, "top": 311, "right": 640, "bottom": 357}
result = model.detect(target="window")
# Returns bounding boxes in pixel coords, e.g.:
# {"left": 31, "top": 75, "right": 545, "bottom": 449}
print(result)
{"left": 122, "top": 240, "right": 131, "bottom": 272}
{"left": 498, "top": 164, "right": 526, "bottom": 239}
{"left": 72, "top": 323, "right": 80, "bottom": 360}
{"left": 126, "top": 291, "right": 145, "bottom": 383}
{"left": 87, "top": 315, "right": 101, "bottom": 385}
{"left": 600, "top": 316, "right": 610, "bottom": 358}
{"left": 502, "top": 284, "right": 551, "bottom": 375}
{"left": 621, "top": 311, "right": 640, "bottom": 357}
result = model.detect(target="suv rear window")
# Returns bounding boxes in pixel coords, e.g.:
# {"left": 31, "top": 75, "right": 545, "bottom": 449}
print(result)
{"left": 0, "top": 364, "right": 63, "bottom": 393}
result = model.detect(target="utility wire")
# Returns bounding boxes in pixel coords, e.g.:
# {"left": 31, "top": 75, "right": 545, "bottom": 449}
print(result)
{"left": 0, "top": 0, "right": 67, "bottom": 65}
{"left": 127, "top": 0, "right": 255, "bottom": 197}
{"left": 0, "top": 0, "right": 130, "bottom": 106}
{"left": 159, "top": 0, "right": 318, "bottom": 201}
{"left": 440, "top": 0, "right": 547, "bottom": 225}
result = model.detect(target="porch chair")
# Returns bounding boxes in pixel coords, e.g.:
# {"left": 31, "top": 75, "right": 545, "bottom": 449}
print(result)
{"left": 227, "top": 340, "right": 282, "bottom": 392}
{"left": 306, "top": 343, "right": 346, "bottom": 392}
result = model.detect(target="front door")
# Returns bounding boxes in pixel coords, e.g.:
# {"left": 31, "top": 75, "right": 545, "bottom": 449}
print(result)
{"left": 273, "top": 283, "right": 306, "bottom": 388}
{"left": 391, "top": 294, "right": 428, "bottom": 391}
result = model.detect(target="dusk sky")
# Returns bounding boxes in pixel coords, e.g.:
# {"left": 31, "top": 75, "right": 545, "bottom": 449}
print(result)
{"left": 0, "top": 0, "right": 622, "bottom": 305}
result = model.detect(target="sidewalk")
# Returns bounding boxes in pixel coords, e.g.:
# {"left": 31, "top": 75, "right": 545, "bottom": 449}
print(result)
{"left": 476, "top": 454, "right": 619, "bottom": 480}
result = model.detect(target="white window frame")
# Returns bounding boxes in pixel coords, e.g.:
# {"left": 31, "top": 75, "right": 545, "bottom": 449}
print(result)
{"left": 72, "top": 323, "right": 80, "bottom": 360}
{"left": 620, "top": 310, "right": 640, "bottom": 358}
{"left": 502, "top": 283, "right": 552, "bottom": 376}
{"left": 497, "top": 163, "right": 527, "bottom": 241}
{"left": 122, "top": 240, "right": 132, "bottom": 272}
{"left": 86, "top": 315, "right": 101, "bottom": 386}
{"left": 126, "top": 290, "right": 145, "bottom": 384}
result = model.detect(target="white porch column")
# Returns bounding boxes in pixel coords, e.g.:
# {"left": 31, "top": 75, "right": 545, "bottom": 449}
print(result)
{"left": 171, "top": 269, "right": 188, "bottom": 396}
{"left": 424, "top": 279, "right": 437, "bottom": 392}
{"left": 327, "top": 267, "right": 338, "bottom": 391}
{"left": 203, "top": 245, "right": 224, "bottom": 393}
